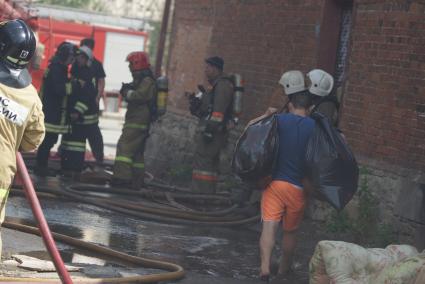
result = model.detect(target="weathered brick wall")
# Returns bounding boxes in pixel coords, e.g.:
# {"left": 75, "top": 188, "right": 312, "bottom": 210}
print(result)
{"left": 149, "top": 0, "right": 327, "bottom": 177}
{"left": 340, "top": 0, "right": 425, "bottom": 173}
{"left": 146, "top": 0, "right": 425, "bottom": 244}
{"left": 164, "top": 0, "right": 425, "bottom": 175}
{"left": 167, "top": 0, "right": 325, "bottom": 120}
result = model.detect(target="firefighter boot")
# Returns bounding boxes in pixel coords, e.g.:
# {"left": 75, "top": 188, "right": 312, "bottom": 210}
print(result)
{"left": 110, "top": 178, "right": 132, "bottom": 189}
{"left": 131, "top": 177, "right": 144, "bottom": 191}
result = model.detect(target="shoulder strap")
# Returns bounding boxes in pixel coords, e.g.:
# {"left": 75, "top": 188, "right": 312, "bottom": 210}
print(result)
{"left": 209, "top": 77, "right": 234, "bottom": 121}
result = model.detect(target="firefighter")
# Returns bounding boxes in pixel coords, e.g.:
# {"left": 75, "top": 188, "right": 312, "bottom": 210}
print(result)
{"left": 61, "top": 46, "right": 98, "bottom": 176}
{"left": 35, "top": 42, "right": 77, "bottom": 176}
{"left": 71, "top": 38, "right": 106, "bottom": 165}
{"left": 111, "top": 51, "right": 156, "bottom": 190}
{"left": 189, "top": 56, "right": 234, "bottom": 194}
{"left": 0, "top": 19, "right": 45, "bottom": 257}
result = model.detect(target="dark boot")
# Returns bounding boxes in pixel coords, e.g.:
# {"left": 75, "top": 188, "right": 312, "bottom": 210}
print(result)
{"left": 110, "top": 178, "right": 132, "bottom": 189}
{"left": 34, "top": 166, "right": 50, "bottom": 177}
{"left": 131, "top": 178, "right": 144, "bottom": 191}
{"left": 61, "top": 170, "right": 81, "bottom": 181}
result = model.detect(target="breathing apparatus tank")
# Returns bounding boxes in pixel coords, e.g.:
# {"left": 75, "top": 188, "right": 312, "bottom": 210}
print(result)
{"left": 156, "top": 76, "right": 168, "bottom": 116}
{"left": 231, "top": 73, "right": 243, "bottom": 124}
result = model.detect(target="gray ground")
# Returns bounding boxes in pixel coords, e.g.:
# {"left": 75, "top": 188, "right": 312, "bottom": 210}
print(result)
{"left": 1, "top": 112, "right": 327, "bottom": 283}
{"left": 4, "top": 192, "right": 323, "bottom": 283}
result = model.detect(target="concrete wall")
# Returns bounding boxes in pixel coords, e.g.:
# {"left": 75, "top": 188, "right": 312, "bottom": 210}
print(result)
{"left": 144, "top": 0, "right": 425, "bottom": 244}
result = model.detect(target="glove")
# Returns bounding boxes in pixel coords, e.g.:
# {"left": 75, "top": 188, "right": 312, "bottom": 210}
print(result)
{"left": 120, "top": 82, "right": 133, "bottom": 96}
{"left": 188, "top": 94, "right": 202, "bottom": 117}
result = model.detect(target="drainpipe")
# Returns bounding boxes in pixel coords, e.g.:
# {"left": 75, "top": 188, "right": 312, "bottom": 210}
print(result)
{"left": 16, "top": 153, "right": 73, "bottom": 284}
{"left": 154, "top": 0, "right": 172, "bottom": 77}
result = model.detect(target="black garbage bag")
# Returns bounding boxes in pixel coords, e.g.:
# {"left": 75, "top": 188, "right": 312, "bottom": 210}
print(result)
{"left": 305, "top": 112, "right": 359, "bottom": 210}
{"left": 232, "top": 114, "right": 279, "bottom": 182}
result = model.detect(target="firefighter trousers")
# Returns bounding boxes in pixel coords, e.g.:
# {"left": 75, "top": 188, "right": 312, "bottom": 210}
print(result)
{"left": 87, "top": 122, "right": 104, "bottom": 163}
{"left": 61, "top": 124, "right": 87, "bottom": 172}
{"left": 192, "top": 127, "right": 228, "bottom": 194}
{"left": 0, "top": 185, "right": 10, "bottom": 257}
{"left": 112, "top": 125, "right": 148, "bottom": 188}
{"left": 36, "top": 132, "right": 60, "bottom": 168}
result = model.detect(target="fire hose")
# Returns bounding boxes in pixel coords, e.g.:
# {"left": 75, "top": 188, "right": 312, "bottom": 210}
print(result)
{"left": 5, "top": 153, "right": 185, "bottom": 283}
{"left": 8, "top": 154, "right": 258, "bottom": 282}
{"left": 11, "top": 185, "right": 261, "bottom": 226}
{"left": 15, "top": 152, "right": 72, "bottom": 283}
{"left": 2, "top": 221, "right": 185, "bottom": 283}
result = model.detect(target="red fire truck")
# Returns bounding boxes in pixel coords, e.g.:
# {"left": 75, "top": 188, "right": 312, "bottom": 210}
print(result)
{"left": 0, "top": 2, "right": 149, "bottom": 110}
{"left": 31, "top": 17, "right": 148, "bottom": 92}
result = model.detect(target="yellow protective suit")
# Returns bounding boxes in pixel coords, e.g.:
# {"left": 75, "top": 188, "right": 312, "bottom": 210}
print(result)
{"left": 0, "top": 82, "right": 45, "bottom": 256}
{"left": 112, "top": 72, "right": 156, "bottom": 189}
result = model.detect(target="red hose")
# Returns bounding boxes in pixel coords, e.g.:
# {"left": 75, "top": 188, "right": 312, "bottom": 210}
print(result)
{"left": 16, "top": 152, "right": 73, "bottom": 284}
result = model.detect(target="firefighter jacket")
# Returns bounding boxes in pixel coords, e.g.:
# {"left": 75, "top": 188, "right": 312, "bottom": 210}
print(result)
{"left": 124, "top": 72, "right": 157, "bottom": 130}
{"left": 68, "top": 68, "right": 98, "bottom": 126}
{"left": 0, "top": 83, "right": 45, "bottom": 188}
{"left": 199, "top": 75, "right": 234, "bottom": 132}
{"left": 40, "top": 56, "right": 70, "bottom": 134}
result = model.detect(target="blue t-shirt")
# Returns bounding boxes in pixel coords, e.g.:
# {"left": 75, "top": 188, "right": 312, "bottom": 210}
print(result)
{"left": 272, "top": 113, "right": 315, "bottom": 188}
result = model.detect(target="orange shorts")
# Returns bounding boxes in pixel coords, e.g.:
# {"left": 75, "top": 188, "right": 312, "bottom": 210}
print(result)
{"left": 261, "top": 180, "right": 306, "bottom": 232}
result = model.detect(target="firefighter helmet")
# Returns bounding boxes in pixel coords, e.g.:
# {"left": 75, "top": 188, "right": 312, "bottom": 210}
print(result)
{"left": 0, "top": 19, "right": 36, "bottom": 70}
{"left": 306, "top": 69, "right": 334, "bottom": 97}
{"left": 80, "top": 38, "right": 95, "bottom": 49}
{"left": 77, "top": 45, "right": 93, "bottom": 61}
{"left": 126, "top": 51, "right": 150, "bottom": 72}
{"left": 278, "top": 70, "right": 306, "bottom": 95}
{"left": 56, "top": 42, "right": 77, "bottom": 62}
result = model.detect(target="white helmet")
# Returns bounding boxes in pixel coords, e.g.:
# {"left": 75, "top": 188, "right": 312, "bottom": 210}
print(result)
{"left": 306, "top": 69, "right": 334, "bottom": 97}
{"left": 78, "top": 45, "right": 93, "bottom": 62}
{"left": 278, "top": 70, "right": 306, "bottom": 95}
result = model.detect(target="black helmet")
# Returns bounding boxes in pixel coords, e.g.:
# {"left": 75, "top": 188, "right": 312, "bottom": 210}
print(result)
{"left": 0, "top": 19, "right": 36, "bottom": 70}
{"left": 55, "top": 42, "right": 77, "bottom": 62}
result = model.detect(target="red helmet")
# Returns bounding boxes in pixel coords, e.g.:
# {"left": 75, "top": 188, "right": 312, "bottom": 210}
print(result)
{"left": 126, "top": 51, "right": 150, "bottom": 72}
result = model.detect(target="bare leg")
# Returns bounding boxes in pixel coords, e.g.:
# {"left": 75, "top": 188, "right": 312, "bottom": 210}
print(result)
{"left": 278, "top": 229, "right": 297, "bottom": 274}
{"left": 259, "top": 221, "right": 279, "bottom": 276}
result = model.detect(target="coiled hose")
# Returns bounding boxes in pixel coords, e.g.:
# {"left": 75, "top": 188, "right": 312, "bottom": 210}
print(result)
{"left": 12, "top": 185, "right": 261, "bottom": 226}
{"left": 2, "top": 221, "right": 185, "bottom": 283}
{"left": 6, "top": 154, "right": 184, "bottom": 283}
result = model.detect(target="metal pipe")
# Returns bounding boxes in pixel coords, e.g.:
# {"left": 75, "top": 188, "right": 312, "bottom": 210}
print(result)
{"left": 154, "top": 0, "right": 172, "bottom": 77}
{"left": 16, "top": 152, "right": 73, "bottom": 284}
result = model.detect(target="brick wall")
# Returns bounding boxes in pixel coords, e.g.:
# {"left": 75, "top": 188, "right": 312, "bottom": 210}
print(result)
{"left": 340, "top": 0, "right": 425, "bottom": 173}
{"left": 144, "top": 0, "right": 425, "bottom": 242}
{"left": 152, "top": 0, "right": 327, "bottom": 179}
{"left": 165, "top": 0, "right": 425, "bottom": 175}
{"left": 167, "top": 0, "right": 325, "bottom": 119}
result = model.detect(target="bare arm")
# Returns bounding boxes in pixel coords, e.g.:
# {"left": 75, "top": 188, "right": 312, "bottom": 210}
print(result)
{"left": 97, "top": 78, "right": 105, "bottom": 104}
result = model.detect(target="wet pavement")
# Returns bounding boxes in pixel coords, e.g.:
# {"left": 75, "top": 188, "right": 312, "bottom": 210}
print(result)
{"left": 2, "top": 113, "right": 319, "bottom": 283}
{"left": 5, "top": 193, "right": 263, "bottom": 283}
{"left": 4, "top": 179, "right": 322, "bottom": 283}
